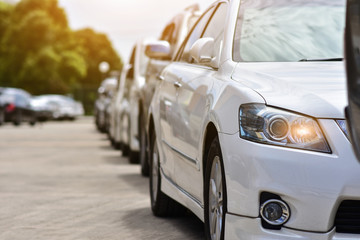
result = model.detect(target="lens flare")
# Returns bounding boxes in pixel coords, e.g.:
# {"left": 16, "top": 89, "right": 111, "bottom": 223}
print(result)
{"left": 290, "top": 118, "right": 318, "bottom": 143}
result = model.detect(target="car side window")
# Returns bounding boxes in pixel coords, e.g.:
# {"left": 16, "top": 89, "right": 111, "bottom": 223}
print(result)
{"left": 177, "top": 6, "right": 216, "bottom": 63}
{"left": 16, "top": 93, "right": 28, "bottom": 107}
{"left": 201, "top": 3, "right": 228, "bottom": 61}
{"left": 127, "top": 47, "right": 136, "bottom": 80}
{"left": 160, "top": 22, "right": 176, "bottom": 45}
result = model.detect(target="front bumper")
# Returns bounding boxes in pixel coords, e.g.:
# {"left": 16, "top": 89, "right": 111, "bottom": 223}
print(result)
{"left": 219, "top": 119, "right": 360, "bottom": 234}
{"left": 225, "top": 214, "right": 356, "bottom": 240}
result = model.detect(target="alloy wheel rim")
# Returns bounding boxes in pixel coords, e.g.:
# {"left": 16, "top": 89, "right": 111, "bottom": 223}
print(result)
{"left": 209, "top": 156, "right": 223, "bottom": 240}
{"left": 151, "top": 141, "right": 159, "bottom": 203}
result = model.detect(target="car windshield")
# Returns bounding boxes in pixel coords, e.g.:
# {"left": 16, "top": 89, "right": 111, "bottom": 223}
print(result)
{"left": 233, "top": 0, "right": 345, "bottom": 62}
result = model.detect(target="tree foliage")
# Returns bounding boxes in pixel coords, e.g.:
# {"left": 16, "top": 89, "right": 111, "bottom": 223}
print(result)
{"left": 75, "top": 28, "right": 122, "bottom": 86}
{"left": 0, "top": 0, "right": 122, "bottom": 113}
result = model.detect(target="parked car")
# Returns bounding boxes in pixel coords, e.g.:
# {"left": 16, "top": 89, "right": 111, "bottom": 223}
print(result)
{"left": 0, "top": 92, "right": 4, "bottom": 125}
{"left": 31, "top": 95, "right": 84, "bottom": 121}
{"left": 111, "top": 39, "right": 150, "bottom": 163}
{"left": 108, "top": 55, "right": 133, "bottom": 154}
{"left": 0, "top": 87, "right": 37, "bottom": 126}
{"left": 147, "top": 0, "right": 359, "bottom": 239}
{"left": 29, "top": 97, "right": 53, "bottom": 121}
{"left": 345, "top": 0, "right": 360, "bottom": 161}
{"left": 94, "top": 77, "right": 118, "bottom": 132}
{"left": 138, "top": 4, "right": 201, "bottom": 175}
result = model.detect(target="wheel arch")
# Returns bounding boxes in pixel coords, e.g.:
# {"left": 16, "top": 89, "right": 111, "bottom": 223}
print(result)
{"left": 138, "top": 100, "right": 143, "bottom": 132}
{"left": 148, "top": 114, "right": 155, "bottom": 144}
{"left": 202, "top": 122, "right": 219, "bottom": 181}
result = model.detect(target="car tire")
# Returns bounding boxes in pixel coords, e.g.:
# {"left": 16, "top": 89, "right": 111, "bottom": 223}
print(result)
{"left": 95, "top": 112, "right": 102, "bottom": 131}
{"left": 0, "top": 110, "right": 4, "bottom": 126}
{"left": 29, "top": 114, "right": 36, "bottom": 126}
{"left": 139, "top": 115, "right": 149, "bottom": 176}
{"left": 149, "top": 130, "right": 184, "bottom": 217}
{"left": 110, "top": 135, "right": 116, "bottom": 148}
{"left": 13, "top": 111, "right": 21, "bottom": 126}
{"left": 129, "top": 150, "right": 139, "bottom": 164}
{"left": 204, "top": 137, "right": 227, "bottom": 240}
{"left": 121, "top": 143, "right": 130, "bottom": 157}
{"left": 114, "top": 142, "right": 122, "bottom": 150}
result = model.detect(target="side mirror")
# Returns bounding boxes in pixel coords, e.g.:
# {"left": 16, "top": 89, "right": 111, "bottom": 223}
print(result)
{"left": 98, "top": 86, "right": 105, "bottom": 95}
{"left": 145, "top": 40, "right": 171, "bottom": 59}
{"left": 190, "top": 37, "right": 215, "bottom": 64}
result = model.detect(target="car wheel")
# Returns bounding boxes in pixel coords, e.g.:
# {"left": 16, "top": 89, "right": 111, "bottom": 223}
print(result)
{"left": 120, "top": 114, "right": 130, "bottom": 156}
{"left": 13, "top": 111, "right": 21, "bottom": 126}
{"left": 121, "top": 143, "right": 130, "bottom": 156}
{"left": 114, "top": 141, "right": 122, "bottom": 150}
{"left": 29, "top": 114, "right": 36, "bottom": 126}
{"left": 129, "top": 150, "right": 139, "bottom": 164}
{"left": 95, "top": 112, "right": 102, "bottom": 131}
{"left": 139, "top": 115, "right": 149, "bottom": 176}
{"left": 204, "top": 137, "right": 227, "bottom": 240}
{"left": 0, "top": 111, "right": 4, "bottom": 126}
{"left": 149, "top": 130, "right": 183, "bottom": 217}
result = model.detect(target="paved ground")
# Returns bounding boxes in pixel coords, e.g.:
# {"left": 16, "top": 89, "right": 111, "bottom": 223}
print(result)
{"left": 0, "top": 117, "right": 204, "bottom": 240}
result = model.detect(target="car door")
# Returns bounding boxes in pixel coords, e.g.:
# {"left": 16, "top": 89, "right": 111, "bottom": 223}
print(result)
{"left": 346, "top": 0, "right": 360, "bottom": 161}
{"left": 16, "top": 92, "right": 30, "bottom": 121}
{"left": 156, "top": 6, "right": 217, "bottom": 183}
{"left": 142, "top": 21, "right": 177, "bottom": 124}
{"left": 162, "top": 2, "right": 228, "bottom": 201}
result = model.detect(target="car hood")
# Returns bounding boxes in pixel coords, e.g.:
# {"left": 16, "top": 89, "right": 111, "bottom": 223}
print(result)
{"left": 231, "top": 62, "right": 347, "bottom": 118}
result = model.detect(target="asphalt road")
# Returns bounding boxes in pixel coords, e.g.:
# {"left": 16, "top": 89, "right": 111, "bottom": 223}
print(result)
{"left": 0, "top": 117, "right": 204, "bottom": 240}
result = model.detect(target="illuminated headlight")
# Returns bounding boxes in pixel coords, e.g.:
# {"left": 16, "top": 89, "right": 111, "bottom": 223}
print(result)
{"left": 239, "top": 104, "right": 331, "bottom": 153}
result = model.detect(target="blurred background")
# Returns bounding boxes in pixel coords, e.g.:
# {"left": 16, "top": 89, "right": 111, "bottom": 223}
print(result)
{"left": 0, "top": 0, "right": 210, "bottom": 114}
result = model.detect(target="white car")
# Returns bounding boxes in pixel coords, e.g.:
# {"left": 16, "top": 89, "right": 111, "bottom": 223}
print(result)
{"left": 95, "top": 77, "right": 118, "bottom": 132}
{"left": 123, "top": 39, "right": 150, "bottom": 163}
{"left": 139, "top": 5, "right": 201, "bottom": 175}
{"left": 32, "top": 94, "right": 84, "bottom": 120}
{"left": 108, "top": 65, "right": 130, "bottom": 149}
{"left": 108, "top": 40, "right": 149, "bottom": 162}
{"left": 148, "top": 0, "right": 359, "bottom": 239}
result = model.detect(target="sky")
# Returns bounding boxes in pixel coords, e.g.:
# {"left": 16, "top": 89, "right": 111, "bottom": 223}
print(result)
{"left": 57, "top": 0, "right": 212, "bottom": 62}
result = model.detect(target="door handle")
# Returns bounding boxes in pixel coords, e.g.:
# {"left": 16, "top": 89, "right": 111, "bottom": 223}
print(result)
{"left": 174, "top": 81, "right": 182, "bottom": 88}
{"left": 157, "top": 74, "right": 164, "bottom": 81}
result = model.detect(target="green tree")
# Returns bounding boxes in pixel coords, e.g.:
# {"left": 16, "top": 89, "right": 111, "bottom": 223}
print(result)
{"left": 74, "top": 28, "right": 122, "bottom": 114}
{"left": 75, "top": 28, "right": 122, "bottom": 86}
{"left": 0, "top": 0, "right": 122, "bottom": 114}
{"left": 0, "top": 1, "right": 13, "bottom": 81}
{"left": 0, "top": 0, "right": 86, "bottom": 94}
{"left": 0, "top": 2, "right": 12, "bottom": 38}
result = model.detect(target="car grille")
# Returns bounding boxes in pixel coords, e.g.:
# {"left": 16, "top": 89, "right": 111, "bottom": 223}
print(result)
{"left": 335, "top": 200, "right": 360, "bottom": 234}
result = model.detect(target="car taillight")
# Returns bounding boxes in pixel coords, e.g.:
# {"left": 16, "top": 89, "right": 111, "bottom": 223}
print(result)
{"left": 6, "top": 103, "right": 15, "bottom": 112}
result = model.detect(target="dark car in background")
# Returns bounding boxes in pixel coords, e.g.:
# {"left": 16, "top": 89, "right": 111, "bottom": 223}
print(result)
{"left": 0, "top": 93, "right": 4, "bottom": 126}
{"left": 0, "top": 87, "right": 37, "bottom": 126}
{"left": 94, "top": 77, "right": 118, "bottom": 132}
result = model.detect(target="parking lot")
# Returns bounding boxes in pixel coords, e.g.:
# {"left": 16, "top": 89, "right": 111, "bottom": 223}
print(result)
{"left": 0, "top": 117, "right": 204, "bottom": 240}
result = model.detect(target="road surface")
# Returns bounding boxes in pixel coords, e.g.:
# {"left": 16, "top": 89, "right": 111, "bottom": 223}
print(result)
{"left": 0, "top": 117, "right": 204, "bottom": 240}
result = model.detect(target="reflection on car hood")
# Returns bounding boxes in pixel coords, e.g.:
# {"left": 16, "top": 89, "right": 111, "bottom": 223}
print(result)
{"left": 231, "top": 62, "right": 346, "bottom": 118}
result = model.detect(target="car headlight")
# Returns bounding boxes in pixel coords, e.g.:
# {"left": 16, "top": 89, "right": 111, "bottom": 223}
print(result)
{"left": 239, "top": 104, "right": 331, "bottom": 153}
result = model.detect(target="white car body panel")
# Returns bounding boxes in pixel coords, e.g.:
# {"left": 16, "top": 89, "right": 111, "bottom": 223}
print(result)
{"left": 110, "top": 65, "right": 129, "bottom": 144}
{"left": 232, "top": 62, "right": 347, "bottom": 119}
{"left": 117, "top": 39, "right": 150, "bottom": 152}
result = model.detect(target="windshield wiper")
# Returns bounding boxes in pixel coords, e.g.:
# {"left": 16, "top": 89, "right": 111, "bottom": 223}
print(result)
{"left": 299, "top": 58, "right": 343, "bottom": 62}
